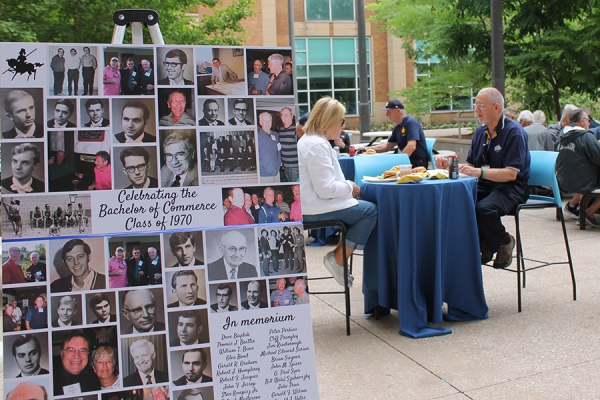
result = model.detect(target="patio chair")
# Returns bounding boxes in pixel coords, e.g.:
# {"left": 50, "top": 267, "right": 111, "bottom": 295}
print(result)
{"left": 353, "top": 153, "right": 410, "bottom": 182}
{"left": 303, "top": 220, "right": 352, "bottom": 335}
{"left": 425, "top": 138, "right": 436, "bottom": 168}
{"left": 495, "top": 151, "right": 576, "bottom": 312}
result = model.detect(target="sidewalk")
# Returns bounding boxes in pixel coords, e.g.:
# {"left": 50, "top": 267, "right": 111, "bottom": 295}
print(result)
{"left": 306, "top": 206, "right": 600, "bottom": 399}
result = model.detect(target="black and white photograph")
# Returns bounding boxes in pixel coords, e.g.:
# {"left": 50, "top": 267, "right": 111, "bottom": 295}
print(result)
{"left": 47, "top": 98, "right": 78, "bottom": 129}
{"left": 208, "top": 282, "right": 238, "bottom": 313}
{"left": 48, "top": 237, "right": 106, "bottom": 293}
{"left": 205, "top": 227, "right": 258, "bottom": 281}
{"left": 50, "top": 294, "right": 83, "bottom": 328}
{"left": 169, "top": 347, "right": 213, "bottom": 386}
{"left": 226, "top": 97, "right": 255, "bottom": 126}
{"left": 158, "top": 88, "right": 195, "bottom": 127}
{"left": 167, "top": 309, "right": 210, "bottom": 347}
{"left": 102, "top": 47, "right": 155, "bottom": 96}
{"left": 197, "top": 97, "right": 226, "bottom": 126}
{"left": 159, "top": 129, "right": 199, "bottom": 187}
{"left": 166, "top": 269, "right": 208, "bottom": 308}
{"left": 174, "top": 386, "right": 215, "bottom": 400}
{"left": 0, "top": 88, "right": 44, "bottom": 139}
{"left": 85, "top": 292, "right": 117, "bottom": 324}
{"left": 156, "top": 47, "right": 194, "bottom": 86}
{"left": 199, "top": 130, "right": 257, "bottom": 182}
{"left": 3, "top": 332, "right": 50, "bottom": 378}
{"left": 111, "top": 97, "right": 157, "bottom": 143}
{"left": 1, "top": 141, "right": 45, "bottom": 194}
{"left": 112, "top": 146, "right": 159, "bottom": 190}
{"left": 120, "top": 334, "right": 169, "bottom": 387}
{"left": 238, "top": 279, "right": 269, "bottom": 310}
{"left": 164, "top": 231, "right": 205, "bottom": 268}
{"left": 80, "top": 98, "right": 110, "bottom": 128}
{"left": 2, "top": 194, "right": 93, "bottom": 239}
{"left": 118, "top": 288, "right": 166, "bottom": 335}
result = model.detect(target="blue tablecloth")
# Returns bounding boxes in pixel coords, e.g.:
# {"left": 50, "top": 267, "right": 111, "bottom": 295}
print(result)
{"left": 361, "top": 177, "right": 489, "bottom": 338}
{"left": 338, "top": 156, "right": 356, "bottom": 181}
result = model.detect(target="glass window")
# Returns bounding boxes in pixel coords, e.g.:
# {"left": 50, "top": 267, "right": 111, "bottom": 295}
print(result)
{"left": 306, "top": 0, "right": 354, "bottom": 21}
{"left": 295, "top": 37, "right": 372, "bottom": 117}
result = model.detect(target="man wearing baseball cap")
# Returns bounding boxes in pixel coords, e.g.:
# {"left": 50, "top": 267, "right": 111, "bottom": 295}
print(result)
{"left": 366, "top": 99, "right": 430, "bottom": 169}
{"left": 108, "top": 246, "right": 127, "bottom": 288}
{"left": 103, "top": 57, "right": 121, "bottom": 95}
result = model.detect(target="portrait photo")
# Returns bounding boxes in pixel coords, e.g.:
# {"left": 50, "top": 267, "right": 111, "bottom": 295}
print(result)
{"left": 4, "top": 379, "right": 52, "bottom": 400}
{"left": 174, "top": 386, "right": 215, "bottom": 400}
{"left": 208, "top": 282, "right": 238, "bottom": 313}
{"left": 167, "top": 309, "right": 210, "bottom": 347}
{"left": 165, "top": 269, "right": 208, "bottom": 308}
{"left": 48, "top": 237, "right": 106, "bottom": 293}
{"left": 197, "top": 97, "right": 225, "bottom": 126}
{"left": 1, "top": 193, "right": 93, "bottom": 239}
{"left": 1, "top": 141, "right": 45, "bottom": 195}
{"left": 50, "top": 294, "right": 83, "bottom": 328}
{"left": 239, "top": 279, "right": 269, "bottom": 310}
{"left": 85, "top": 292, "right": 117, "bottom": 324}
{"left": 158, "top": 87, "right": 196, "bottom": 127}
{"left": 268, "top": 277, "right": 297, "bottom": 307}
{"left": 205, "top": 227, "right": 258, "bottom": 281}
{"left": 51, "top": 327, "right": 118, "bottom": 395}
{"left": 163, "top": 231, "right": 205, "bottom": 268}
{"left": 159, "top": 129, "right": 199, "bottom": 188}
{"left": 102, "top": 46, "right": 155, "bottom": 96}
{"left": 226, "top": 97, "right": 255, "bottom": 126}
{"left": 2, "top": 240, "right": 48, "bottom": 284}
{"left": 156, "top": 47, "right": 195, "bottom": 86}
{"left": 120, "top": 334, "right": 169, "bottom": 387}
{"left": 47, "top": 98, "right": 78, "bottom": 129}
{"left": 111, "top": 97, "right": 157, "bottom": 143}
{"left": 0, "top": 87, "right": 44, "bottom": 139}
{"left": 47, "top": 45, "right": 100, "bottom": 96}
{"left": 3, "top": 332, "right": 50, "bottom": 378}
{"left": 169, "top": 347, "right": 213, "bottom": 386}
{"left": 79, "top": 97, "right": 110, "bottom": 128}
{"left": 112, "top": 146, "right": 159, "bottom": 190}
{"left": 118, "top": 287, "right": 166, "bottom": 335}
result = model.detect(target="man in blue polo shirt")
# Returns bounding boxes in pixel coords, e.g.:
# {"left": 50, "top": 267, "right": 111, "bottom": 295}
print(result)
{"left": 366, "top": 99, "right": 430, "bottom": 169}
{"left": 436, "top": 87, "right": 530, "bottom": 269}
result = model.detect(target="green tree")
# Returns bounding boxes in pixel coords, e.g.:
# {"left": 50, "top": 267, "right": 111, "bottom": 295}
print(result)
{"left": 368, "top": 0, "right": 599, "bottom": 119}
{"left": 0, "top": 0, "right": 255, "bottom": 45}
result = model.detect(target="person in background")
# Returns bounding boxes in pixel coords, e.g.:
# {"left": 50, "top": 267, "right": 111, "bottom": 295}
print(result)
{"left": 66, "top": 48, "right": 80, "bottom": 96}
{"left": 88, "top": 151, "right": 111, "bottom": 190}
{"left": 139, "top": 59, "right": 155, "bottom": 95}
{"left": 298, "top": 97, "right": 377, "bottom": 286}
{"left": 103, "top": 57, "right": 121, "bottom": 95}
{"left": 25, "top": 296, "right": 47, "bottom": 330}
{"left": 80, "top": 47, "right": 98, "bottom": 96}
{"left": 51, "top": 48, "right": 66, "bottom": 95}
{"left": 108, "top": 247, "right": 127, "bottom": 288}
{"left": 248, "top": 59, "right": 269, "bottom": 95}
{"left": 3, "top": 246, "right": 25, "bottom": 284}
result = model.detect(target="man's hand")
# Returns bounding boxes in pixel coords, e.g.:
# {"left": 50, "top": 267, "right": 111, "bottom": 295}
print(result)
{"left": 333, "top": 137, "right": 346, "bottom": 149}
{"left": 458, "top": 164, "right": 480, "bottom": 177}
{"left": 435, "top": 156, "right": 448, "bottom": 169}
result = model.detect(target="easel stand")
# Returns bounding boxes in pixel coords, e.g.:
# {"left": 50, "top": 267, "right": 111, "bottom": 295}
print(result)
{"left": 111, "top": 9, "right": 165, "bottom": 45}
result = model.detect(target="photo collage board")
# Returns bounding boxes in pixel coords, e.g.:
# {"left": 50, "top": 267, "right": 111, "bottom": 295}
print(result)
{"left": 1, "top": 42, "right": 318, "bottom": 400}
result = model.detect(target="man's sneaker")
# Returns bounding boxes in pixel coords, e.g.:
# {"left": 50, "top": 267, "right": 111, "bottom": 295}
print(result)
{"left": 323, "top": 251, "right": 353, "bottom": 287}
{"left": 480, "top": 240, "right": 493, "bottom": 265}
{"left": 493, "top": 233, "right": 516, "bottom": 269}
{"left": 577, "top": 213, "right": 600, "bottom": 228}
{"left": 564, "top": 202, "right": 580, "bottom": 219}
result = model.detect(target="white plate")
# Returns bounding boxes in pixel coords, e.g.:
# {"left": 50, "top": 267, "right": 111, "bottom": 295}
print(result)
{"left": 362, "top": 176, "right": 398, "bottom": 182}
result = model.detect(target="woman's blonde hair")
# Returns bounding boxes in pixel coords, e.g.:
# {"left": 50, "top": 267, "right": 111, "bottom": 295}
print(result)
{"left": 304, "top": 97, "right": 345, "bottom": 137}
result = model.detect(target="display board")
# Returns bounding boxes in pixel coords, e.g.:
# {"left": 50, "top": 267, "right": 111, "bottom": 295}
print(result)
{"left": 1, "top": 42, "right": 317, "bottom": 400}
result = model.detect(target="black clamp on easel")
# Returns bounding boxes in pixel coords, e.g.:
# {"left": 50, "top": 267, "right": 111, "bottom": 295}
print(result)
{"left": 112, "top": 9, "right": 165, "bottom": 45}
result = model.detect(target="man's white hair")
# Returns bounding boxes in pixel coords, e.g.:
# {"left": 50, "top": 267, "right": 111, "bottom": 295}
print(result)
{"left": 561, "top": 104, "right": 578, "bottom": 119}
{"left": 532, "top": 110, "right": 546, "bottom": 125}
{"left": 130, "top": 339, "right": 154, "bottom": 356}
{"left": 517, "top": 110, "right": 533, "bottom": 123}
{"left": 478, "top": 87, "right": 505, "bottom": 109}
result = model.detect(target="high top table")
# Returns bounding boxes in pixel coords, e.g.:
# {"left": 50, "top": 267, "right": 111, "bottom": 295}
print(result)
{"left": 361, "top": 177, "right": 489, "bottom": 338}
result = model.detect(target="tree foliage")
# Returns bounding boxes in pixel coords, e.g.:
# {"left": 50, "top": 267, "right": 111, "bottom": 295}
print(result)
{"left": 368, "top": 0, "right": 600, "bottom": 119}
{"left": 0, "top": 0, "right": 255, "bottom": 46}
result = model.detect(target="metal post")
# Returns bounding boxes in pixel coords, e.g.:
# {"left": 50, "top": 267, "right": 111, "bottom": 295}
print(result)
{"left": 357, "top": 0, "right": 370, "bottom": 139}
{"left": 490, "top": 0, "right": 505, "bottom": 97}
{"left": 288, "top": 0, "right": 300, "bottom": 117}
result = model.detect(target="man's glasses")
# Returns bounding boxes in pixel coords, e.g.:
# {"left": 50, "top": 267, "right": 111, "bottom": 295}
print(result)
{"left": 63, "top": 348, "right": 89, "bottom": 356}
{"left": 124, "top": 304, "right": 155, "bottom": 318}
{"left": 165, "top": 152, "right": 188, "bottom": 162}
{"left": 224, "top": 246, "right": 247, "bottom": 254}
{"left": 123, "top": 164, "right": 148, "bottom": 173}
{"left": 341, "top": 118, "right": 346, "bottom": 126}
{"left": 163, "top": 62, "right": 182, "bottom": 68}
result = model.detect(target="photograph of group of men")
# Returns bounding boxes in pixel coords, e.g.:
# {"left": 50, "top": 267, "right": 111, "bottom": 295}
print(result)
{"left": 48, "top": 46, "right": 100, "bottom": 96}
